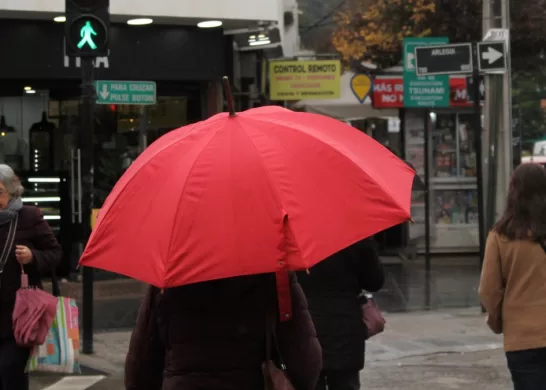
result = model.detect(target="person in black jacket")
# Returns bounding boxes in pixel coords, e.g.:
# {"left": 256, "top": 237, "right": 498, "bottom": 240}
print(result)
{"left": 297, "top": 237, "right": 385, "bottom": 390}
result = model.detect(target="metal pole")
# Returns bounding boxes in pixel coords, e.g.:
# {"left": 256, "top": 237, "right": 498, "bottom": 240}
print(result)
{"left": 501, "top": 0, "right": 513, "bottom": 178}
{"left": 490, "top": 0, "right": 511, "bottom": 228}
{"left": 481, "top": 0, "right": 492, "bottom": 315}
{"left": 80, "top": 57, "right": 95, "bottom": 355}
{"left": 424, "top": 110, "right": 431, "bottom": 310}
{"left": 138, "top": 105, "right": 148, "bottom": 151}
{"left": 473, "top": 62, "right": 486, "bottom": 268}
{"left": 486, "top": 82, "right": 499, "bottom": 234}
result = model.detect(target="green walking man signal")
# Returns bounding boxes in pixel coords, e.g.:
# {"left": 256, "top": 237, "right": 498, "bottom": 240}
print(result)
{"left": 77, "top": 21, "right": 98, "bottom": 50}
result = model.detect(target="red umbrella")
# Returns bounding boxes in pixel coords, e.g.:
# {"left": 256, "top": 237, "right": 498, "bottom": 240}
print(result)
{"left": 80, "top": 93, "right": 414, "bottom": 290}
{"left": 13, "top": 273, "right": 58, "bottom": 348}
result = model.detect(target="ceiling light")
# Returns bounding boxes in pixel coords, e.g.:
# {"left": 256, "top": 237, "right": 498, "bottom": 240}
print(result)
{"left": 28, "top": 178, "right": 61, "bottom": 183}
{"left": 249, "top": 39, "right": 271, "bottom": 46}
{"left": 248, "top": 33, "right": 271, "bottom": 46}
{"left": 25, "top": 90, "right": 36, "bottom": 94}
{"left": 197, "top": 20, "right": 223, "bottom": 28}
{"left": 53, "top": 16, "right": 66, "bottom": 23}
{"left": 24, "top": 86, "right": 32, "bottom": 91}
{"left": 127, "top": 18, "right": 153, "bottom": 26}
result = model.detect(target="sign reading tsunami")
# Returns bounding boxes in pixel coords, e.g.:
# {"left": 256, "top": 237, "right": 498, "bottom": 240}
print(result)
{"left": 350, "top": 74, "right": 373, "bottom": 103}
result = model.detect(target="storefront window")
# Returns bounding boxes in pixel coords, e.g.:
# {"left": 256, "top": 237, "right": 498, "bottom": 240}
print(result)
{"left": 348, "top": 117, "right": 402, "bottom": 157}
{"left": 432, "top": 113, "right": 477, "bottom": 180}
{"left": 432, "top": 114, "right": 457, "bottom": 178}
{"left": 0, "top": 93, "right": 59, "bottom": 172}
{"left": 434, "top": 189, "right": 479, "bottom": 225}
{"left": 404, "top": 112, "right": 426, "bottom": 245}
{"left": 92, "top": 96, "right": 191, "bottom": 206}
{"left": 405, "top": 111, "right": 480, "bottom": 253}
{"left": 458, "top": 114, "right": 477, "bottom": 178}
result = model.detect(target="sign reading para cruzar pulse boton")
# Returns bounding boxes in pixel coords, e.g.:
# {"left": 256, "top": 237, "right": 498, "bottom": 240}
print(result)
{"left": 269, "top": 60, "right": 341, "bottom": 101}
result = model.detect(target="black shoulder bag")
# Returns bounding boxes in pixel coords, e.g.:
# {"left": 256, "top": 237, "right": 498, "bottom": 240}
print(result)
{"left": 262, "top": 308, "right": 295, "bottom": 390}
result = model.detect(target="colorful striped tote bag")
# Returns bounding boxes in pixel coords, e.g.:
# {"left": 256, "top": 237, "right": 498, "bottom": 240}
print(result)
{"left": 26, "top": 296, "right": 81, "bottom": 374}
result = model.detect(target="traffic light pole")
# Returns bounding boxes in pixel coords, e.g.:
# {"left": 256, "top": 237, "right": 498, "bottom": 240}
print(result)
{"left": 80, "top": 57, "right": 95, "bottom": 355}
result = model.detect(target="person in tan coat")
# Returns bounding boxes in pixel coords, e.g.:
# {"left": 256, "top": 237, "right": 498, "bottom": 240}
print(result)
{"left": 479, "top": 162, "right": 546, "bottom": 390}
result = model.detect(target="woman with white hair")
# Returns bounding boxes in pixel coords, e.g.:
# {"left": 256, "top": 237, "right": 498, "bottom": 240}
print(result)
{"left": 0, "top": 164, "right": 61, "bottom": 390}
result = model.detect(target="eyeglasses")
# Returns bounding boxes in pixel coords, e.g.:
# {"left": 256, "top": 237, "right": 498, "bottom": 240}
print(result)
{"left": 0, "top": 190, "right": 9, "bottom": 197}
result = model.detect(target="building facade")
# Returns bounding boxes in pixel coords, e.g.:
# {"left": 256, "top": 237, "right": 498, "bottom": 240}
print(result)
{"left": 0, "top": 0, "right": 282, "bottom": 276}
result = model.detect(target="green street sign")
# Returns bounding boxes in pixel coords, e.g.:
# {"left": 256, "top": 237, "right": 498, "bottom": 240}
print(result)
{"left": 403, "top": 37, "right": 450, "bottom": 108}
{"left": 95, "top": 81, "right": 157, "bottom": 105}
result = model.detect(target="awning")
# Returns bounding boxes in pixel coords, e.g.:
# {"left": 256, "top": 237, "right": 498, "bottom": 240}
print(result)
{"left": 292, "top": 71, "right": 399, "bottom": 120}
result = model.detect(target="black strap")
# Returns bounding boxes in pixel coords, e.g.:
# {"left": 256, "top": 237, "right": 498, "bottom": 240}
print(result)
{"left": 0, "top": 215, "right": 18, "bottom": 272}
{"left": 0, "top": 215, "right": 18, "bottom": 289}
{"left": 51, "top": 269, "right": 61, "bottom": 297}
{"left": 265, "top": 308, "right": 287, "bottom": 369}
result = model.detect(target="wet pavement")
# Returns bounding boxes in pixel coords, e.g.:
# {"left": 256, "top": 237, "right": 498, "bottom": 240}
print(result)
{"left": 361, "top": 350, "right": 511, "bottom": 389}
{"left": 29, "top": 307, "right": 507, "bottom": 389}
{"left": 30, "top": 257, "right": 489, "bottom": 388}
{"left": 374, "top": 259, "right": 481, "bottom": 312}
{"left": 31, "top": 350, "right": 511, "bottom": 390}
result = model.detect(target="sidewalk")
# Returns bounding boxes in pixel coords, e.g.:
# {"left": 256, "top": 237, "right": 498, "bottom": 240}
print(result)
{"left": 361, "top": 349, "right": 511, "bottom": 389}
{"left": 366, "top": 307, "right": 502, "bottom": 362}
{"left": 81, "top": 307, "right": 502, "bottom": 375}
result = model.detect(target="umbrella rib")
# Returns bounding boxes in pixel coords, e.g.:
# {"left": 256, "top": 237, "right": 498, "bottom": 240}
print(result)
{"left": 163, "top": 124, "right": 227, "bottom": 284}
{"left": 235, "top": 120, "right": 305, "bottom": 261}
{"left": 247, "top": 115, "right": 413, "bottom": 219}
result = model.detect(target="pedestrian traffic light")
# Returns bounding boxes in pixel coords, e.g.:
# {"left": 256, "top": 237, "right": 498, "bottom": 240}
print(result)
{"left": 65, "top": 0, "right": 110, "bottom": 57}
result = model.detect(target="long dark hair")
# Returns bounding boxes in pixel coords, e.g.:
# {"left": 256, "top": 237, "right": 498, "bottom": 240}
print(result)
{"left": 494, "top": 163, "right": 546, "bottom": 241}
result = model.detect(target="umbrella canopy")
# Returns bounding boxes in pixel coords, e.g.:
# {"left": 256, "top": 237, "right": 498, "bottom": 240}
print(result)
{"left": 80, "top": 106, "right": 415, "bottom": 288}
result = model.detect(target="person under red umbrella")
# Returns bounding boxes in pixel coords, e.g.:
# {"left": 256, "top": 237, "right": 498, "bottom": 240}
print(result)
{"left": 298, "top": 238, "right": 385, "bottom": 390}
{"left": 125, "top": 273, "right": 322, "bottom": 390}
{"left": 82, "top": 78, "right": 415, "bottom": 390}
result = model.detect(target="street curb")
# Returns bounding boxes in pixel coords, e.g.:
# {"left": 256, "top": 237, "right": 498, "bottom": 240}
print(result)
{"left": 367, "top": 342, "right": 503, "bottom": 363}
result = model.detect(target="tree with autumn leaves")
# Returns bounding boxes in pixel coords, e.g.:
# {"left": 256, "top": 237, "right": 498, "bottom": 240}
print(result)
{"left": 331, "top": 0, "right": 545, "bottom": 72}
{"left": 331, "top": 0, "right": 546, "bottom": 141}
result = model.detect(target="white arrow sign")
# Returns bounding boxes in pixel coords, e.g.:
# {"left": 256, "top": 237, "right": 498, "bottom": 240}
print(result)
{"left": 99, "top": 84, "right": 109, "bottom": 100}
{"left": 482, "top": 47, "right": 503, "bottom": 64}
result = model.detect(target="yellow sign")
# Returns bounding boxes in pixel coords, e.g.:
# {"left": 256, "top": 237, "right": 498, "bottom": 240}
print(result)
{"left": 91, "top": 208, "right": 100, "bottom": 229}
{"left": 269, "top": 60, "right": 341, "bottom": 101}
{"left": 350, "top": 74, "right": 372, "bottom": 103}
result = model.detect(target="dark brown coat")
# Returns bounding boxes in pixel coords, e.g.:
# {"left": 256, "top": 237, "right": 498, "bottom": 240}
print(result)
{"left": 0, "top": 206, "right": 62, "bottom": 339}
{"left": 125, "top": 273, "right": 322, "bottom": 390}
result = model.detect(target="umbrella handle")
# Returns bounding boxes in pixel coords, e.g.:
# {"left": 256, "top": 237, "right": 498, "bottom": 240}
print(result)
{"left": 222, "top": 77, "right": 236, "bottom": 117}
{"left": 19, "top": 264, "right": 28, "bottom": 288}
{"left": 20, "top": 273, "right": 28, "bottom": 289}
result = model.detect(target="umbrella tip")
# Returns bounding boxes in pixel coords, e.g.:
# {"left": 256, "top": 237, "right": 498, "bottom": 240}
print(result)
{"left": 222, "top": 76, "right": 236, "bottom": 117}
